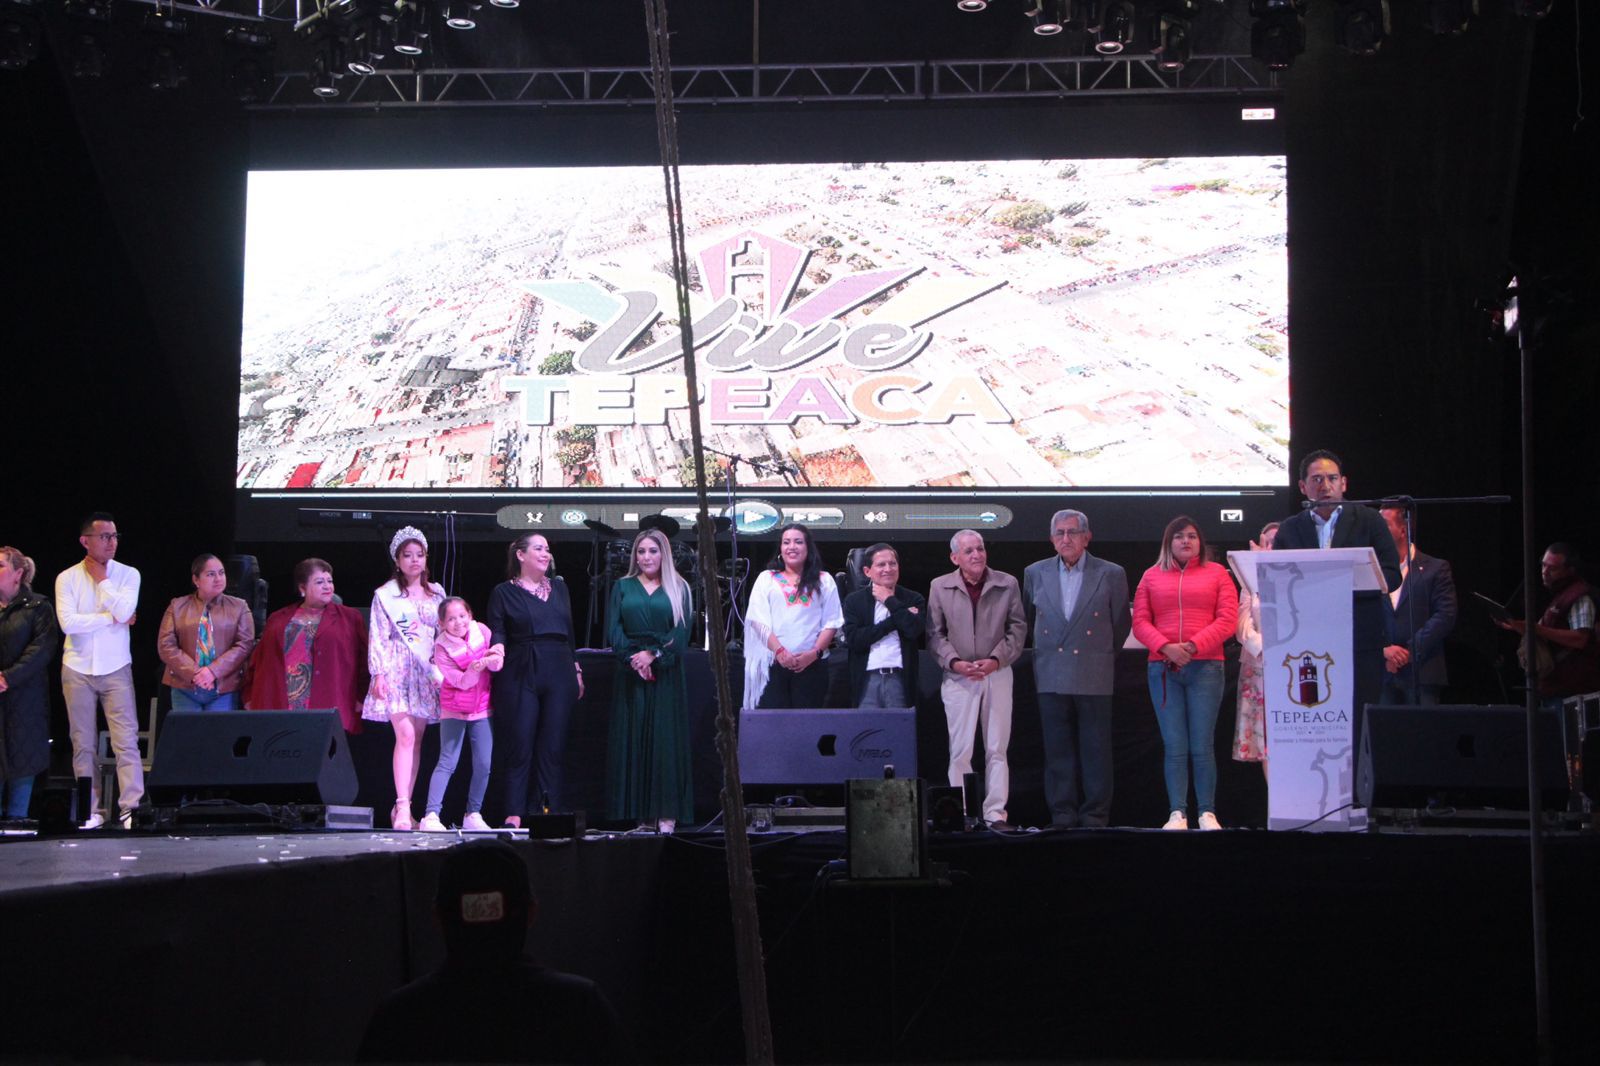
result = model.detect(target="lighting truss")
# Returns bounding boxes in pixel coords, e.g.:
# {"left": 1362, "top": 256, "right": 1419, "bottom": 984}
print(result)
{"left": 249, "top": 54, "right": 1278, "bottom": 110}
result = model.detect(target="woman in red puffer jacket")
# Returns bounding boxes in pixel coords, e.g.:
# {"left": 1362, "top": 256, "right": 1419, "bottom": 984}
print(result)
{"left": 1132, "top": 516, "right": 1238, "bottom": 832}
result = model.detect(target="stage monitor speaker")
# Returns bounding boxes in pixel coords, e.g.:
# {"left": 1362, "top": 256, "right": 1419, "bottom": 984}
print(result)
{"left": 1357, "top": 704, "right": 1567, "bottom": 810}
{"left": 148, "top": 710, "right": 358, "bottom": 806}
{"left": 926, "top": 785, "right": 965, "bottom": 833}
{"left": 846, "top": 777, "right": 925, "bottom": 880}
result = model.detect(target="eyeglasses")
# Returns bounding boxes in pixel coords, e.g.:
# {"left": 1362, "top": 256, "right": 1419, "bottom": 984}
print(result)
{"left": 89, "top": 532, "right": 121, "bottom": 542}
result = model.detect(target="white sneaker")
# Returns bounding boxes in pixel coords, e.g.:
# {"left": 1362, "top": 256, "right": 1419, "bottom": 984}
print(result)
{"left": 80, "top": 812, "right": 105, "bottom": 830}
{"left": 418, "top": 811, "right": 447, "bottom": 832}
{"left": 461, "top": 812, "right": 492, "bottom": 832}
{"left": 1197, "top": 811, "right": 1222, "bottom": 831}
{"left": 1161, "top": 810, "right": 1188, "bottom": 831}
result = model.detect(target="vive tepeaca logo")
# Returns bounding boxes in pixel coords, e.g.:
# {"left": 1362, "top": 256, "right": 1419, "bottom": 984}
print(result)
{"left": 504, "top": 229, "right": 1010, "bottom": 428}
{"left": 1283, "top": 651, "right": 1334, "bottom": 708}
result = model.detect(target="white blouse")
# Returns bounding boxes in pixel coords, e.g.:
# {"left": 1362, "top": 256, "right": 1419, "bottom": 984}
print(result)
{"left": 741, "top": 569, "right": 844, "bottom": 709}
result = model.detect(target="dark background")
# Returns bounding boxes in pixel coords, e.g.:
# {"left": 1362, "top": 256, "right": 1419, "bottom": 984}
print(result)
{"left": 2, "top": 0, "right": 1596, "bottom": 764}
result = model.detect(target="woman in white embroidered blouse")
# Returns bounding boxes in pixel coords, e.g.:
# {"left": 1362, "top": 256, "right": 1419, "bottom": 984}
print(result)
{"left": 742, "top": 523, "right": 843, "bottom": 710}
{"left": 362, "top": 527, "right": 446, "bottom": 830}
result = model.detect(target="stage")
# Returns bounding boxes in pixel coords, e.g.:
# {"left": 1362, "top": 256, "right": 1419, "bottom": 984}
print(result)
{"left": 2, "top": 823, "right": 1596, "bottom": 1064}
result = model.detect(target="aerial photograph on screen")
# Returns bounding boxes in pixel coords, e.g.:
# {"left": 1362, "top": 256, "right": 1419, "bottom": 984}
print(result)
{"left": 238, "top": 158, "right": 1288, "bottom": 493}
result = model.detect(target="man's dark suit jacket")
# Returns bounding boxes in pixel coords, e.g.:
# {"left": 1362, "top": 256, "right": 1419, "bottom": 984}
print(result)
{"left": 1391, "top": 550, "right": 1458, "bottom": 689}
{"left": 1272, "top": 502, "right": 1403, "bottom": 652}
{"left": 840, "top": 584, "right": 927, "bottom": 708}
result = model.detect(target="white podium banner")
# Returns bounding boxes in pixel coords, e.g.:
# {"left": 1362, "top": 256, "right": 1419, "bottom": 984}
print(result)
{"left": 1258, "top": 559, "right": 1356, "bottom": 831}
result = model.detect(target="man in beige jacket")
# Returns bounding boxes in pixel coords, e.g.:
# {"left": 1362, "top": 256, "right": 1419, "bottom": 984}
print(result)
{"left": 927, "top": 529, "right": 1028, "bottom": 830}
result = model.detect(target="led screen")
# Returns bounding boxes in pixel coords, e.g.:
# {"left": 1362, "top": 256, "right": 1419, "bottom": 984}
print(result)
{"left": 239, "top": 156, "right": 1288, "bottom": 537}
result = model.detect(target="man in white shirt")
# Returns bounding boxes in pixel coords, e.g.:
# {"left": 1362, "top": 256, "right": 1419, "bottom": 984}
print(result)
{"left": 56, "top": 512, "right": 143, "bottom": 828}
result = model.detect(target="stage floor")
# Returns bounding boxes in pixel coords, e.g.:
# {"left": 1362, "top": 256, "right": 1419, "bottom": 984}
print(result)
{"left": 2, "top": 823, "right": 1597, "bottom": 1064}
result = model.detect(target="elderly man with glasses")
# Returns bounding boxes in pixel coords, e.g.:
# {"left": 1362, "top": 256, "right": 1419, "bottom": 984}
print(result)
{"left": 1022, "top": 509, "right": 1131, "bottom": 828}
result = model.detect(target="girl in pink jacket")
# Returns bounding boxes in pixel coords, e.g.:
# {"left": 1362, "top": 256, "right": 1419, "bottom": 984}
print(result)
{"left": 1132, "top": 516, "right": 1239, "bottom": 832}
{"left": 419, "top": 598, "right": 505, "bottom": 832}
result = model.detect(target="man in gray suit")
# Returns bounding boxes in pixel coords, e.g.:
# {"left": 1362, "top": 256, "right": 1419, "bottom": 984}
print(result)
{"left": 1022, "top": 509, "right": 1131, "bottom": 828}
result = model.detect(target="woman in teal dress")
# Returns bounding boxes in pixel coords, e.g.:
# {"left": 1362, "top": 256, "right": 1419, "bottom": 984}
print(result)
{"left": 606, "top": 528, "right": 694, "bottom": 833}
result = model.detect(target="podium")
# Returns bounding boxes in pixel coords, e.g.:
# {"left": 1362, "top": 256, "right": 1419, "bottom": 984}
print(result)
{"left": 1229, "top": 548, "right": 1389, "bottom": 831}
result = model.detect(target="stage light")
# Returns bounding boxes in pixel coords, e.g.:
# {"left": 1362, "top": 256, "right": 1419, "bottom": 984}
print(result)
{"left": 1149, "top": 1, "right": 1199, "bottom": 72}
{"left": 1424, "top": 0, "right": 1476, "bottom": 36}
{"left": 393, "top": 1, "right": 429, "bottom": 55}
{"left": 1249, "top": 0, "right": 1305, "bottom": 71}
{"left": 1093, "top": 0, "right": 1135, "bottom": 54}
{"left": 1026, "top": 0, "right": 1065, "bottom": 36}
{"left": 66, "top": 30, "right": 105, "bottom": 78}
{"left": 63, "top": 0, "right": 112, "bottom": 80}
{"left": 956, "top": 0, "right": 988, "bottom": 10}
{"left": 443, "top": 0, "right": 477, "bottom": 30}
{"left": 0, "top": 1, "right": 42, "bottom": 71}
{"left": 1335, "top": 0, "right": 1389, "bottom": 56}
{"left": 489, "top": 0, "right": 519, "bottom": 8}
{"left": 310, "top": 34, "right": 344, "bottom": 98}
{"left": 140, "top": 9, "right": 190, "bottom": 91}
{"left": 224, "top": 24, "right": 275, "bottom": 104}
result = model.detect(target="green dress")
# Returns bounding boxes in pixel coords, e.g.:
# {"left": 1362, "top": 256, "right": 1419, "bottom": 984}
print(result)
{"left": 605, "top": 577, "right": 694, "bottom": 823}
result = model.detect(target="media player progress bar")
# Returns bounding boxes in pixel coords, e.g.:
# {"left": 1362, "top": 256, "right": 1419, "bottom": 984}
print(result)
{"left": 902, "top": 505, "right": 1013, "bottom": 526}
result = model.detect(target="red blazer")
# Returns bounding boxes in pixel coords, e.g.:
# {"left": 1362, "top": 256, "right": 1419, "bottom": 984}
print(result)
{"left": 1132, "top": 561, "right": 1239, "bottom": 662}
{"left": 244, "top": 603, "right": 369, "bottom": 733}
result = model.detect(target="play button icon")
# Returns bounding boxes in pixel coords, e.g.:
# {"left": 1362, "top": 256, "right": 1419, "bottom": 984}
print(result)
{"left": 729, "top": 500, "right": 781, "bottom": 535}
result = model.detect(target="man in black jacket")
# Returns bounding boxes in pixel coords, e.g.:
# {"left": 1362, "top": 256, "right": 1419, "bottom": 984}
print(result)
{"left": 1273, "top": 449, "right": 1403, "bottom": 717}
{"left": 840, "top": 543, "right": 927, "bottom": 708}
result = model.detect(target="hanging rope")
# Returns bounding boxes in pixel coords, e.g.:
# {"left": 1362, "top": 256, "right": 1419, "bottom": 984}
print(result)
{"left": 641, "top": 2, "right": 775, "bottom": 1062}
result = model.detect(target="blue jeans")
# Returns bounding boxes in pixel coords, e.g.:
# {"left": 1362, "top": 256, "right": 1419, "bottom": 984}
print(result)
{"left": 169, "top": 687, "right": 238, "bottom": 712}
{"left": 427, "top": 718, "right": 494, "bottom": 816}
{"left": 2, "top": 776, "right": 35, "bottom": 819}
{"left": 1147, "top": 660, "right": 1225, "bottom": 815}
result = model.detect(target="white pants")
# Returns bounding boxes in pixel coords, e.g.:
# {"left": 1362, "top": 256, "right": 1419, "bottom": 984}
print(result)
{"left": 63, "top": 664, "right": 144, "bottom": 815}
{"left": 941, "top": 665, "right": 1012, "bottom": 823}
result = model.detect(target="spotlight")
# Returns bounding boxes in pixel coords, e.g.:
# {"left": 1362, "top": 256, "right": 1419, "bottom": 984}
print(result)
{"left": 64, "top": 0, "right": 112, "bottom": 79}
{"left": 1093, "top": 0, "right": 1135, "bottom": 54}
{"left": 393, "top": 1, "right": 429, "bottom": 55}
{"left": 66, "top": 31, "right": 104, "bottom": 78}
{"left": 1335, "top": 0, "right": 1389, "bottom": 56}
{"left": 224, "top": 24, "right": 275, "bottom": 104}
{"left": 956, "top": 0, "right": 988, "bottom": 10}
{"left": 1249, "top": 0, "right": 1305, "bottom": 71}
{"left": 310, "top": 34, "right": 344, "bottom": 98}
{"left": 141, "top": 9, "right": 190, "bottom": 90}
{"left": 489, "top": 0, "right": 518, "bottom": 7}
{"left": 443, "top": 0, "right": 477, "bottom": 30}
{"left": 0, "top": 0, "right": 42, "bottom": 71}
{"left": 1424, "top": 0, "right": 1476, "bottom": 36}
{"left": 1151, "top": 2, "right": 1199, "bottom": 72}
{"left": 1027, "top": 0, "right": 1064, "bottom": 35}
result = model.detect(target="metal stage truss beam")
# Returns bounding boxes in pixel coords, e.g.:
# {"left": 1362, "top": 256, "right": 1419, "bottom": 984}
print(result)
{"left": 251, "top": 55, "right": 1279, "bottom": 111}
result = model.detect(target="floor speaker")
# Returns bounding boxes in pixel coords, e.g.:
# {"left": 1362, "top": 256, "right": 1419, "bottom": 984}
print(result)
{"left": 1357, "top": 704, "right": 1567, "bottom": 810}
{"left": 147, "top": 710, "right": 358, "bottom": 806}
{"left": 846, "top": 777, "right": 924, "bottom": 880}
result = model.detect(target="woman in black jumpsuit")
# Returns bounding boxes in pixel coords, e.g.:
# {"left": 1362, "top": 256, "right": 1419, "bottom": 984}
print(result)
{"left": 487, "top": 534, "right": 583, "bottom": 827}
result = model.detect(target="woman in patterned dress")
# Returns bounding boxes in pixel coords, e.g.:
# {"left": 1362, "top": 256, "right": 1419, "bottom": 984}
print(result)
{"left": 1234, "top": 521, "right": 1279, "bottom": 776}
{"left": 362, "top": 527, "right": 447, "bottom": 830}
{"left": 244, "top": 558, "right": 368, "bottom": 733}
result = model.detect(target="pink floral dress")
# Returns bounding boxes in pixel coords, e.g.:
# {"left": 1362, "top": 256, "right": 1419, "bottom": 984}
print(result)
{"left": 360, "top": 584, "right": 445, "bottom": 723}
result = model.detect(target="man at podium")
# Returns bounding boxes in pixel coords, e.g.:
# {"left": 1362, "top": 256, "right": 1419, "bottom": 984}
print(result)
{"left": 1273, "top": 450, "right": 1403, "bottom": 714}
